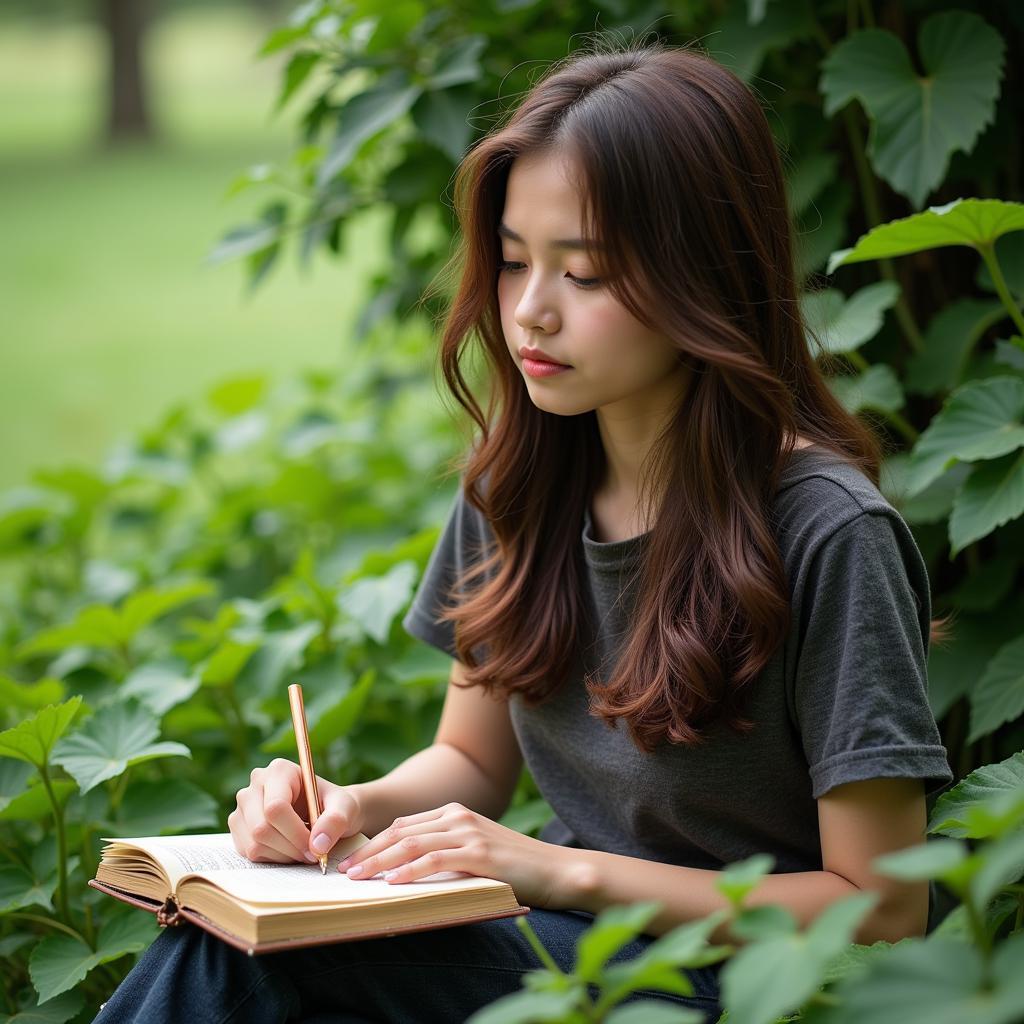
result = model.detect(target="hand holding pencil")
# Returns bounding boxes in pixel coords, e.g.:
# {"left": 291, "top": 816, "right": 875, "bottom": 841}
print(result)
{"left": 226, "top": 688, "right": 366, "bottom": 869}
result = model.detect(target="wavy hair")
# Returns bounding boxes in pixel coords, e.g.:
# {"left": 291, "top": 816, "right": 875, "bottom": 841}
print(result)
{"left": 423, "top": 38, "right": 948, "bottom": 752}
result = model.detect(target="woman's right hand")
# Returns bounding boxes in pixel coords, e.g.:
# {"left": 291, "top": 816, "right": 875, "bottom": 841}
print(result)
{"left": 228, "top": 758, "right": 366, "bottom": 864}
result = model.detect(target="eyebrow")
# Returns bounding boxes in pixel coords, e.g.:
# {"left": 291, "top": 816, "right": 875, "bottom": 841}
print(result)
{"left": 497, "top": 222, "right": 604, "bottom": 251}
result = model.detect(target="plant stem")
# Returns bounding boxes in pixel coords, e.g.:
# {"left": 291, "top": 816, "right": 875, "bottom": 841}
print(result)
{"left": 7, "top": 912, "right": 88, "bottom": 945}
{"left": 515, "top": 916, "right": 565, "bottom": 975}
{"left": 885, "top": 410, "right": 919, "bottom": 444}
{"left": 977, "top": 242, "right": 1024, "bottom": 336}
{"left": 38, "top": 764, "right": 71, "bottom": 923}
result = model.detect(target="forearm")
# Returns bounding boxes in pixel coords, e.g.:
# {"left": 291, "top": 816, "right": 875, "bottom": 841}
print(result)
{"left": 348, "top": 742, "right": 508, "bottom": 837}
{"left": 550, "top": 847, "right": 911, "bottom": 946}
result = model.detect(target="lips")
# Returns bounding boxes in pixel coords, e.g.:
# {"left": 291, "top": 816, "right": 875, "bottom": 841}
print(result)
{"left": 518, "top": 345, "right": 570, "bottom": 367}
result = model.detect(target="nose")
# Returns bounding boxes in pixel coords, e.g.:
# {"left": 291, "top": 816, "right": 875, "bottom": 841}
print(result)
{"left": 512, "top": 273, "right": 560, "bottom": 334}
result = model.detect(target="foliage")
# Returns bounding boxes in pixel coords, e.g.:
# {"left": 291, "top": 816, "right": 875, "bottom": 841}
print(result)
{"left": 2, "top": 0, "right": 1024, "bottom": 1021}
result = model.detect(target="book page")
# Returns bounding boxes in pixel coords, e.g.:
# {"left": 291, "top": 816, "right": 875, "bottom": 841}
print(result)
{"left": 98, "top": 832, "right": 366, "bottom": 890}
{"left": 99, "top": 833, "right": 507, "bottom": 904}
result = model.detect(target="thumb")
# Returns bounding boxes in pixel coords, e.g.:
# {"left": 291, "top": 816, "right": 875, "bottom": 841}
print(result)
{"left": 309, "top": 784, "right": 361, "bottom": 855}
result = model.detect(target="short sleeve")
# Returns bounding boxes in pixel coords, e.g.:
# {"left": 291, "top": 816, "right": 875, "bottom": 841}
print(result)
{"left": 791, "top": 510, "right": 954, "bottom": 800}
{"left": 401, "top": 482, "right": 495, "bottom": 659}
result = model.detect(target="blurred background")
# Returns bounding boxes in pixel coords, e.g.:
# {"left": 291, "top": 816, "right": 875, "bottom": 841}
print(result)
{"left": 1, "top": 0, "right": 390, "bottom": 491}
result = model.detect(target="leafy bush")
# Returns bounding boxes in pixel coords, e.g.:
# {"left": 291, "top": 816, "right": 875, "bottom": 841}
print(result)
{"left": 2, "top": 1, "right": 1023, "bottom": 1021}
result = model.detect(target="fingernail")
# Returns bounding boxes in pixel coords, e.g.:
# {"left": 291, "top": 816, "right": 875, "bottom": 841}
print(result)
{"left": 338, "top": 857, "right": 352, "bottom": 869}
{"left": 303, "top": 851, "right": 318, "bottom": 863}
{"left": 383, "top": 870, "right": 397, "bottom": 881}
{"left": 312, "top": 834, "right": 331, "bottom": 854}
{"left": 346, "top": 865, "right": 363, "bottom": 877}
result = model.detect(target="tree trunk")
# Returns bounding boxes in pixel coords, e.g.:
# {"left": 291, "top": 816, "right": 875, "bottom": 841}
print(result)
{"left": 101, "top": 0, "right": 155, "bottom": 142}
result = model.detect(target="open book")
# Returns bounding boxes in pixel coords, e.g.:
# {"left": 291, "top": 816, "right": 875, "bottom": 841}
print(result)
{"left": 89, "top": 832, "right": 528, "bottom": 955}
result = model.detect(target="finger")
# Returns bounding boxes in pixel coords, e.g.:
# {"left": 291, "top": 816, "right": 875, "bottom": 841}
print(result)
{"left": 337, "top": 813, "right": 450, "bottom": 871}
{"left": 309, "top": 782, "right": 363, "bottom": 858}
{"left": 381, "top": 847, "right": 469, "bottom": 884}
{"left": 340, "top": 825, "right": 457, "bottom": 878}
{"left": 261, "top": 762, "right": 317, "bottom": 859}
{"left": 237, "top": 786, "right": 314, "bottom": 864}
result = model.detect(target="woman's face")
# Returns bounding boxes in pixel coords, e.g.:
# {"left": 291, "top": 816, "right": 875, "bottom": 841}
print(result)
{"left": 497, "top": 150, "right": 688, "bottom": 420}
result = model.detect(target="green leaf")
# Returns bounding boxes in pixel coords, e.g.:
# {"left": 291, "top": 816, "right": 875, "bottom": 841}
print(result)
{"left": 720, "top": 893, "right": 876, "bottom": 1024}
{"left": 119, "top": 581, "right": 215, "bottom": 637}
{"left": 28, "top": 911, "right": 158, "bottom": 1002}
{"left": 729, "top": 904, "right": 799, "bottom": 941}
{"left": 0, "top": 781, "right": 76, "bottom": 822}
{"left": 715, "top": 853, "right": 774, "bottom": 905}
{"left": 824, "top": 933, "right": 1024, "bottom": 1024}
{"left": 465, "top": 987, "right": 582, "bottom": 1024}
{"left": 828, "top": 198, "right": 1024, "bottom": 275}
{"left": 0, "top": 863, "right": 57, "bottom": 913}
{"left": 235, "top": 622, "right": 320, "bottom": 698}
{"left": 428, "top": 35, "right": 486, "bottom": 89}
{"left": 968, "top": 634, "right": 1024, "bottom": 742}
{"left": 121, "top": 661, "right": 200, "bottom": 715}
{"left": 15, "top": 608, "right": 123, "bottom": 660}
{"left": 872, "top": 838, "right": 968, "bottom": 880}
{"left": 275, "top": 50, "right": 319, "bottom": 112}
{"left": 316, "top": 78, "right": 422, "bottom": 189}
{"left": 0, "top": 757, "right": 35, "bottom": 812}
{"left": 342, "top": 561, "right": 418, "bottom": 644}
{"left": 819, "top": 12, "right": 1006, "bottom": 208}
{"left": 412, "top": 88, "right": 474, "bottom": 163}
{"left": 604, "top": 1003, "right": 706, "bottom": 1024}
{"left": 968, "top": 828, "right": 1024, "bottom": 909}
{"left": 905, "top": 299, "right": 1007, "bottom": 396}
{"left": 109, "top": 779, "right": 220, "bottom": 837}
{"left": 575, "top": 902, "right": 662, "bottom": 983}
{"left": 930, "top": 752, "right": 1024, "bottom": 837}
{"left": 802, "top": 281, "right": 900, "bottom": 355}
{"left": 830, "top": 364, "right": 904, "bottom": 415}
{"left": 0, "top": 698, "right": 82, "bottom": 768}
{"left": 905, "top": 377, "right": 1024, "bottom": 496}
{"left": 52, "top": 700, "right": 190, "bottom": 794}
{"left": 199, "top": 637, "right": 261, "bottom": 688}
{"left": 0, "top": 989, "right": 85, "bottom": 1023}
{"left": 0, "top": 676, "right": 65, "bottom": 712}
{"left": 949, "top": 450, "right": 1024, "bottom": 555}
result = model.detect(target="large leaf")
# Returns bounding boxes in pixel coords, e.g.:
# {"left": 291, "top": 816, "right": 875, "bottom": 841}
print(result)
{"left": 316, "top": 74, "right": 422, "bottom": 188}
{"left": 905, "top": 299, "right": 1008, "bottom": 396}
{"left": 0, "top": 676, "right": 65, "bottom": 713}
{"left": 0, "top": 864, "right": 57, "bottom": 913}
{"left": 949, "top": 450, "right": 1024, "bottom": 555}
{"left": 820, "top": 12, "right": 1006, "bottom": 208}
{"left": 829, "top": 364, "right": 904, "bottom": 415}
{"left": 0, "top": 990, "right": 85, "bottom": 1024}
{"left": 28, "top": 911, "right": 158, "bottom": 1003}
{"left": 967, "top": 634, "right": 1024, "bottom": 742}
{"left": 342, "top": 561, "right": 418, "bottom": 644}
{"left": 905, "top": 377, "right": 1024, "bottom": 496}
{"left": 574, "top": 902, "right": 662, "bottom": 983}
{"left": 828, "top": 198, "right": 1024, "bottom": 275}
{"left": 719, "top": 893, "right": 877, "bottom": 1024}
{"left": 51, "top": 700, "right": 191, "bottom": 794}
{"left": 802, "top": 281, "right": 900, "bottom": 356}
{"left": 0, "top": 781, "right": 76, "bottom": 822}
{"left": 120, "top": 661, "right": 200, "bottom": 715}
{"left": 108, "top": 778, "right": 220, "bottom": 837}
{"left": 930, "top": 752, "right": 1024, "bottom": 837}
{"left": 0, "top": 698, "right": 82, "bottom": 768}
{"left": 822, "top": 933, "right": 1024, "bottom": 1024}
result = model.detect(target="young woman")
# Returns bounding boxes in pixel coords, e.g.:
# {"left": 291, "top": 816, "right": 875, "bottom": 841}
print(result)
{"left": 94, "top": 38, "right": 953, "bottom": 1024}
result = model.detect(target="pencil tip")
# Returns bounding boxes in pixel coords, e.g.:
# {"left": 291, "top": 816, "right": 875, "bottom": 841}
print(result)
{"left": 320, "top": 858, "right": 327, "bottom": 875}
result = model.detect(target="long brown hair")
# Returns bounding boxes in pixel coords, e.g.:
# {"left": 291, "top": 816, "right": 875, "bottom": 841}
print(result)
{"left": 424, "top": 37, "right": 947, "bottom": 752}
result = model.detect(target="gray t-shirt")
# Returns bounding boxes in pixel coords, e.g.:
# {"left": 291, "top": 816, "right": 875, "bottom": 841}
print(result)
{"left": 402, "top": 446, "right": 953, "bottom": 919}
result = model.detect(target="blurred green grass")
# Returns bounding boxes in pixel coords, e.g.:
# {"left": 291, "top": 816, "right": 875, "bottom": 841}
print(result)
{"left": 0, "top": 6, "right": 391, "bottom": 492}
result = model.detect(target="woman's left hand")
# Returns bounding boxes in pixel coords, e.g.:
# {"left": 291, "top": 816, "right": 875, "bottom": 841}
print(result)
{"left": 336, "top": 802, "right": 567, "bottom": 908}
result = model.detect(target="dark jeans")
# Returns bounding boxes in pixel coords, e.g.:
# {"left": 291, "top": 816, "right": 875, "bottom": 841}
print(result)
{"left": 92, "top": 909, "right": 723, "bottom": 1023}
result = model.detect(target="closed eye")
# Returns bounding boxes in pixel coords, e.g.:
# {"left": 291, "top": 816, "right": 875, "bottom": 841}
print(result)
{"left": 497, "top": 261, "right": 600, "bottom": 290}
